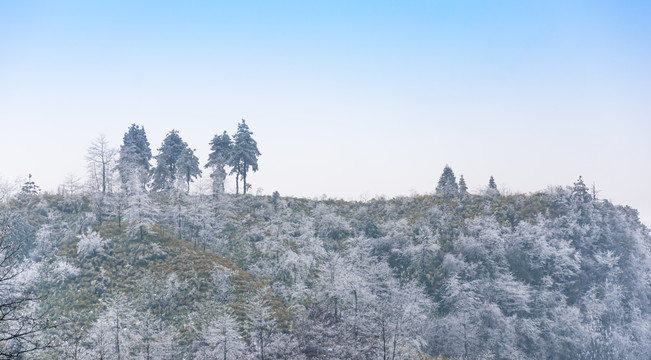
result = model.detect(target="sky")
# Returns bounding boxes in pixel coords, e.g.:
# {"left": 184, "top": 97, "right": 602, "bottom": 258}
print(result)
{"left": 1, "top": 1, "right": 650, "bottom": 224}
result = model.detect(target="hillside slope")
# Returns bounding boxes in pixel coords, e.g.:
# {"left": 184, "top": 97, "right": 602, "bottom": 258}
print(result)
{"left": 2, "top": 185, "right": 650, "bottom": 359}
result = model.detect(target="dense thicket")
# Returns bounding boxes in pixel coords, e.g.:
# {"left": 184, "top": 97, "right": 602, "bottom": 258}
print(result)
{"left": 2, "top": 172, "right": 650, "bottom": 359}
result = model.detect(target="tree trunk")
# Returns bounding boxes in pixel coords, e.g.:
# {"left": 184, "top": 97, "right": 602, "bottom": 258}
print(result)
{"left": 102, "top": 157, "right": 106, "bottom": 194}
{"left": 243, "top": 170, "right": 247, "bottom": 195}
{"left": 392, "top": 319, "right": 400, "bottom": 360}
{"left": 260, "top": 329, "right": 265, "bottom": 360}
{"left": 223, "top": 336, "right": 227, "bottom": 360}
{"left": 382, "top": 322, "right": 387, "bottom": 360}
{"left": 463, "top": 322, "right": 468, "bottom": 360}
{"left": 116, "top": 312, "right": 121, "bottom": 360}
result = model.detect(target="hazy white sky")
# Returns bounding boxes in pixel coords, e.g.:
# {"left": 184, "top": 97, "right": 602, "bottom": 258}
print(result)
{"left": 1, "top": 1, "right": 650, "bottom": 224}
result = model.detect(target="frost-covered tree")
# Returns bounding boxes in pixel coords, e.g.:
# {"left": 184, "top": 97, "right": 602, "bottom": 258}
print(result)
{"left": 84, "top": 297, "right": 140, "bottom": 360}
{"left": 195, "top": 312, "right": 245, "bottom": 360}
{"left": 163, "top": 186, "right": 187, "bottom": 240}
{"left": 124, "top": 173, "right": 158, "bottom": 241}
{"left": 312, "top": 204, "right": 351, "bottom": 253}
{"left": 89, "top": 191, "right": 108, "bottom": 226}
{"left": 30, "top": 225, "right": 55, "bottom": 261}
{"left": 486, "top": 175, "right": 500, "bottom": 196}
{"left": 82, "top": 314, "right": 110, "bottom": 360}
{"left": 572, "top": 176, "right": 591, "bottom": 203}
{"left": 134, "top": 310, "right": 179, "bottom": 360}
{"left": 77, "top": 230, "right": 108, "bottom": 257}
{"left": 152, "top": 130, "right": 187, "bottom": 191}
{"left": 431, "top": 275, "right": 483, "bottom": 359}
{"left": 0, "top": 217, "right": 54, "bottom": 357}
{"left": 206, "top": 131, "right": 233, "bottom": 196}
{"left": 247, "top": 291, "right": 276, "bottom": 360}
{"left": 367, "top": 262, "right": 430, "bottom": 360}
{"left": 87, "top": 136, "right": 117, "bottom": 226}
{"left": 230, "top": 119, "right": 260, "bottom": 196}
{"left": 458, "top": 174, "right": 468, "bottom": 195}
{"left": 187, "top": 191, "right": 218, "bottom": 250}
{"left": 20, "top": 174, "right": 40, "bottom": 196}
{"left": 436, "top": 165, "right": 458, "bottom": 197}
{"left": 87, "top": 134, "right": 117, "bottom": 194}
{"left": 15, "top": 174, "right": 40, "bottom": 210}
{"left": 118, "top": 124, "right": 152, "bottom": 188}
{"left": 107, "top": 189, "right": 128, "bottom": 232}
{"left": 177, "top": 146, "right": 201, "bottom": 193}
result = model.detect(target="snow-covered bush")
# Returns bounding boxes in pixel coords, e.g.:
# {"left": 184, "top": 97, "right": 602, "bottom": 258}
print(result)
{"left": 77, "top": 230, "right": 108, "bottom": 256}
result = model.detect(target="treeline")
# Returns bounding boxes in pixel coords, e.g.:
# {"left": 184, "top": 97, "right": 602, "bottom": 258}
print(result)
{"left": 2, "top": 170, "right": 651, "bottom": 358}
{"left": 87, "top": 119, "right": 260, "bottom": 198}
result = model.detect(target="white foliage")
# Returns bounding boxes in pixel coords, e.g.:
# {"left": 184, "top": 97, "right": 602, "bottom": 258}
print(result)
{"left": 31, "top": 225, "right": 54, "bottom": 261}
{"left": 77, "top": 230, "right": 108, "bottom": 256}
{"left": 83, "top": 298, "right": 140, "bottom": 360}
{"left": 124, "top": 172, "right": 159, "bottom": 240}
{"left": 195, "top": 312, "right": 245, "bottom": 360}
{"left": 594, "top": 250, "right": 619, "bottom": 269}
{"left": 313, "top": 204, "right": 351, "bottom": 241}
{"left": 51, "top": 259, "right": 80, "bottom": 283}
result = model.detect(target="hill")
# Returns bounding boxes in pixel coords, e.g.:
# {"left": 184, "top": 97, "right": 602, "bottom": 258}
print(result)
{"left": 1, "top": 183, "right": 650, "bottom": 359}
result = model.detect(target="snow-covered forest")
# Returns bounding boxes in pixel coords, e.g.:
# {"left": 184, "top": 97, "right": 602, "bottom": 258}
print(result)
{"left": 1, "top": 124, "right": 650, "bottom": 359}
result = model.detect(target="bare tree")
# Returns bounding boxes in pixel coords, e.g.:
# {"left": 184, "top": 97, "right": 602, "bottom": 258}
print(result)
{"left": 87, "top": 134, "right": 117, "bottom": 194}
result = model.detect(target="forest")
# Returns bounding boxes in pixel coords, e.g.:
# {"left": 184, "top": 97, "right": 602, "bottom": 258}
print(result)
{"left": 0, "top": 123, "right": 650, "bottom": 359}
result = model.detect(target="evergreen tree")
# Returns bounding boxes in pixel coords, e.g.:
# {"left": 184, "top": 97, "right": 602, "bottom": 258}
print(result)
{"left": 16, "top": 174, "right": 41, "bottom": 209}
{"left": 20, "top": 174, "right": 40, "bottom": 195}
{"left": 118, "top": 124, "right": 152, "bottom": 188}
{"left": 230, "top": 119, "right": 261, "bottom": 196}
{"left": 459, "top": 175, "right": 468, "bottom": 196}
{"left": 271, "top": 191, "right": 280, "bottom": 211}
{"left": 151, "top": 130, "right": 187, "bottom": 191}
{"left": 572, "top": 176, "right": 591, "bottom": 203}
{"left": 177, "top": 147, "right": 201, "bottom": 193}
{"left": 486, "top": 176, "right": 500, "bottom": 196}
{"left": 488, "top": 176, "right": 497, "bottom": 189}
{"left": 205, "top": 131, "right": 233, "bottom": 196}
{"left": 436, "top": 165, "right": 458, "bottom": 198}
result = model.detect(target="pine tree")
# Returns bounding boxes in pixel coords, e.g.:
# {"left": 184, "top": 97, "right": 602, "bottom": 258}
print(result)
{"left": 206, "top": 131, "right": 233, "bottom": 196}
{"left": 486, "top": 176, "right": 500, "bottom": 196}
{"left": 177, "top": 147, "right": 201, "bottom": 193}
{"left": 16, "top": 174, "right": 41, "bottom": 209}
{"left": 459, "top": 175, "right": 468, "bottom": 196}
{"left": 20, "top": 174, "right": 40, "bottom": 195}
{"left": 118, "top": 124, "right": 152, "bottom": 189}
{"left": 151, "top": 130, "right": 188, "bottom": 191}
{"left": 230, "top": 119, "right": 261, "bottom": 196}
{"left": 488, "top": 176, "right": 497, "bottom": 189}
{"left": 436, "top": 165, "right": 458, "bottom": 198}
{"left": 572, "top": 176, "right": 591, "bottom": 202}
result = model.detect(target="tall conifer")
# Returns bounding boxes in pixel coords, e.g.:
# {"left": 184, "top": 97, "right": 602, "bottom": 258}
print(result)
{"left": 436, "top": 165, "right": 458, "bottom": 198}
{"left": 230, "top": 119, "right": 260, "bottom": 195}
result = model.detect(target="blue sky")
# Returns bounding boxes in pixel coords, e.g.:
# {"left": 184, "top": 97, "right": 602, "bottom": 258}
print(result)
{"left": 1, "top": 1, "right": 650, "bottom": 223}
